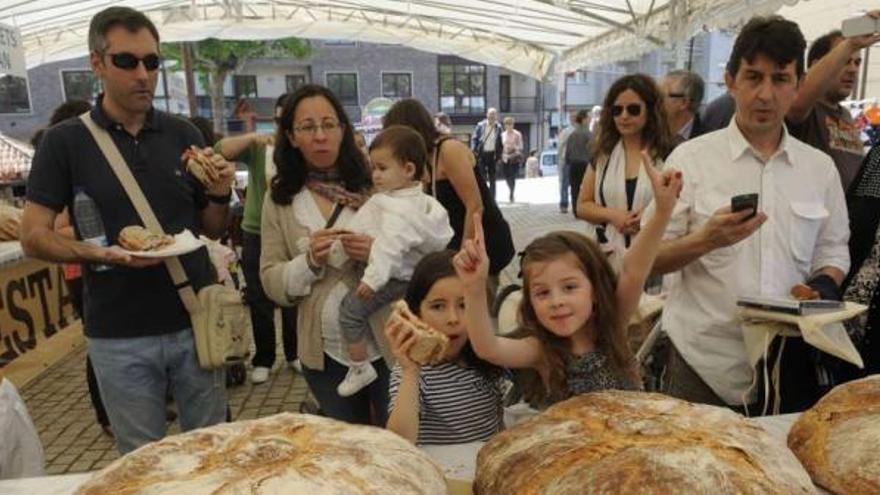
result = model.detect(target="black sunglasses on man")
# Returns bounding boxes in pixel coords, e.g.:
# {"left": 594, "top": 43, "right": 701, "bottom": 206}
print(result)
{"left": 106, "top": 52, "right": 161, "bottom": 71}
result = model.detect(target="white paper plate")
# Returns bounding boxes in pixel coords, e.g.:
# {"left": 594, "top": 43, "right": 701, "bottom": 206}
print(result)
{"left": 120, "top": 229, "right": 205, "bottom": 258}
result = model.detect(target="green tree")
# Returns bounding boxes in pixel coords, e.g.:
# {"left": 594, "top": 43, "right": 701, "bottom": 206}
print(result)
{"left": 161, "top": 38, "right": 310, "bottom": 132}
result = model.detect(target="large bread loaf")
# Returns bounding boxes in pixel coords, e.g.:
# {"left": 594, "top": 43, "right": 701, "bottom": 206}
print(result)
{"left": 788, "top": 374, "right": 880, "bottom": 494}
{"left": 75, "top": 413, "right": 446, "bottom": 494}
{"left": 475, "top": 391, "right": 815, "bottom": 494}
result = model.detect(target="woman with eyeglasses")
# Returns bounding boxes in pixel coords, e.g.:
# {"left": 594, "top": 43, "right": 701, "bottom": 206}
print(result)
{"left": 576, "top": 74, "right": 673, "bottom": 271}
{"left": 259, "top": 84, "right": 393, "bottom": 425}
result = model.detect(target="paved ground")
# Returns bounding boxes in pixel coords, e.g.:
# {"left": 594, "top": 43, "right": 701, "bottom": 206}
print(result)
{"left": 18, "top": 177, "right": 587, "bottom": 475}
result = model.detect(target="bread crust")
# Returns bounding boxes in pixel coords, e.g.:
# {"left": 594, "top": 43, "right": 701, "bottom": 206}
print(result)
{"left": 389, "top": 300, "right": 450, "bottom": 365}
{"left": 788, "top": 375, "right": 880, "bottom": 495}
{"left": 75, "top": 413, "right": 447, "bottom": 495}
{"left": 475, "top": 391, "right": 816, "bottom": 494}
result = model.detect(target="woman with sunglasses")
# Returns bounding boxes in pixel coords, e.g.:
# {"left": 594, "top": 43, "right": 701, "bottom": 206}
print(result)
{"left": 576, "top": 74, "right": 673, "bottom": 271}
{"left": 259, "top": 84, "right": 393, "bottom": 425}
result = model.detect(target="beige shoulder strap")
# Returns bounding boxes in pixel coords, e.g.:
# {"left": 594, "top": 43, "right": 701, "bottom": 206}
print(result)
{"left": 79, "top": 113, "right": 201, "bottom": 313}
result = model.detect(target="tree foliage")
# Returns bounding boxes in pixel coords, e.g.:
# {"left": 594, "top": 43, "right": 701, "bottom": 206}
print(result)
{"left": 161, "top": 38, "right": 311, "bottom": 130}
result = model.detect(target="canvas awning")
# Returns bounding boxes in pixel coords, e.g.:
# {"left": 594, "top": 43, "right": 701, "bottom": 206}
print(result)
{"left": 1, "top": 0, "right": 805, "bottom": 79}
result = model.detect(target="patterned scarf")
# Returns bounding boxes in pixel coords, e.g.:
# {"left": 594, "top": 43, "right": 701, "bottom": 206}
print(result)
{"left": 304, "top": 167, "right": 369, "bottom": 210}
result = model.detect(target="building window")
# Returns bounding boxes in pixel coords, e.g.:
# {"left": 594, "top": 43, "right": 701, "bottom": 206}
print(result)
{"left": 233, "top": 75, "right": 258, "bottom": 99}
{"left": 61, "top": 70, "right": 101, "bottom": 103}
{"left": 0, "top": 75, "right": 30, "bottom": 114}
{"left": 382, "top": 73, "right": 411, "bottom": 98}
{"left": 499, "top": 75, "right": 511, "bottom": 113}
{"left": 326, "top": 73, "right": 358, "bottom": 106}
{"left": 286, "top": 74, "right": 306, "bottom": 93}
{"left": 438, "top": 60, "right": 485, "bottom": 115}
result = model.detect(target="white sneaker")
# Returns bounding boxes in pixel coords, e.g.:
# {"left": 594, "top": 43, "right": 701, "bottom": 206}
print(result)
{"left": 251, "top": 366, "right": 270, "bottom": 384}
{"left": 336, "top": 363, "right": 378, "bottom": 397}
{"left": 288, "top": 359, "right": 303, "bottom": 373}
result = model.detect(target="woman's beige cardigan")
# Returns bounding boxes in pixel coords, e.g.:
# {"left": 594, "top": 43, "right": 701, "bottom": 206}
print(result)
{"left": 259, "top": 194, "right": 394, "bottom": 371}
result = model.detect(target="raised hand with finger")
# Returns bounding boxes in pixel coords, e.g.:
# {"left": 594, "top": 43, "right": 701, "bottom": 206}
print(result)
{"left": 641, "top": 149, "right": 683, "bottom": 216}
{"left": 452, "top": 213, "right": 489, "bottom": 289}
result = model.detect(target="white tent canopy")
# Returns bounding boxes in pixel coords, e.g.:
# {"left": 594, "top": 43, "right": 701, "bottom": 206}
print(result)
{"left": 2, "top": 0, "right": 801, "bottom": 79}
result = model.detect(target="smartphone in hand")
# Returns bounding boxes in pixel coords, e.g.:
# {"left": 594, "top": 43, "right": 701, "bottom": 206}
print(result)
{"left": 731, "top": 193, "right": 759, "bottom": 221}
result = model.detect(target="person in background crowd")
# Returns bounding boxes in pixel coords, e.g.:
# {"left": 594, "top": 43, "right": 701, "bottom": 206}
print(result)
{"left": 501, "top": 116, "right": 523, "bottom": 203}
{"left": 563, "top": 109, "right": 593, "bottom": 217}
{"left": 386, "top": 250, "right": 503, "bottom": 445}
{"left": 700, "top": 92, "right": 736, "bottom": 134}
{"left": 471, "top": 107, "right": 503, "bottom": 200}
{"left": 645, "top": 16, "right": 850, "bottom": 414}
{"left": 843, "top": 144, "right": 880, "bottom": 377}
{"left": 556, "top": 111, "right": 577, "bottom": 214}
{"left": 335, "top": 126, "right": 453, "bottom": 397}
{"left": 434, "top": 112, "right": 452, "bottom": 135}
{"left": 589, "top": 105, "right": 602, "bottom": 134}
{"left": 384, "top": 99, "right": 515, "bottom": 295}
{"left": 21, "top": 6, "right": 233, "bottom": 453}
{"left": 787, "top": 15, "right": 880, "bottom": 191}
{"left": 577, "top": 74, "right": 672, "bottom": 271}
{"left": 215, "top": 94, "right": 301, "bottom": 385}
{"left": 525, "top": 149, "right": 540, "bottom": 178}
{"left": 260, "top": 84, "right": 391, "bottom": 425}
{"left": 662, "top": 70, "right": 706, "bottom": 146}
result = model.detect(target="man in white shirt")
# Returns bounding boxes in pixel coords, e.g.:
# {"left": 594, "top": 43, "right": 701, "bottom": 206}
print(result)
{"left": 646, "top": 16, "right": 850, "bottom": 412}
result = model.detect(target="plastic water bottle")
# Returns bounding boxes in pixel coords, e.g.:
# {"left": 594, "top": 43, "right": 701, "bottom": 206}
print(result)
{"left": 72, "top": 189, "right": 112, "bottom": 272}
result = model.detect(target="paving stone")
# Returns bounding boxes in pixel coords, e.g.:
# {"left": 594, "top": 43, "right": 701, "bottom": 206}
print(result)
{"left": 69, "top": 459, "right": 95, "bottom": 473}
{"left": 45, "top": 464, "right": 69, "bottom": 475}
{"left": 52, "top": 453, "right": 78, "bottom": 466}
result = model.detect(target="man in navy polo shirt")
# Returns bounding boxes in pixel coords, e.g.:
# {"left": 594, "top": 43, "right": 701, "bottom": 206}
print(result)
{"left": 20, "top": 7, "right": 234, "bottom": 453}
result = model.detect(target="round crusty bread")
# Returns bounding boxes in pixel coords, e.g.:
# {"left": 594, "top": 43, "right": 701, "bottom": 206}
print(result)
{"left": 74, "top": 413, "right": 447, "bottom": 495}
{"left": 787, "top": 375, "right": 880, "bottom": 495}
{"left": 474, "top": 391, "right": 815, "bottom": 494}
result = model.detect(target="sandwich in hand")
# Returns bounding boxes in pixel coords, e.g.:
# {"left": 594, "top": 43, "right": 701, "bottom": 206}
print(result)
{"left": 118, "top": 225, "right": 174, "bottom": 252}
{"left": 182, "top": 145, "right": 221, "bottom": 186}
{"left": 389, "top": 300, "right": 450, "bottom": 366}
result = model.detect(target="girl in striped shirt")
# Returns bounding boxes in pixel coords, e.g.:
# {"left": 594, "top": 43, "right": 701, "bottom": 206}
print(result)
{"left": 386, "top": 250, "right": 503, "bottom": 445}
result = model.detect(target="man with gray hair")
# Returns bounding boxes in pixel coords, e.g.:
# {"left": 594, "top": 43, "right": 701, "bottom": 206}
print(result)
{"left": 662, "top": 70, "right": 706, "bottom": 146}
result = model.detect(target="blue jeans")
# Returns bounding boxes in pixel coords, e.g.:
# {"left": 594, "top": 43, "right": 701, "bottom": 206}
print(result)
{"left": 302, "top": 353, "right": 390, "bottom": 426}
{"left": 87, "top": 328, "right": 227, "bottom": 454}
{"left": 559, "top": 160, "right": 571, "bottom": 208}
